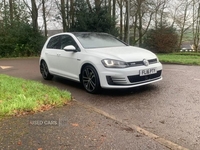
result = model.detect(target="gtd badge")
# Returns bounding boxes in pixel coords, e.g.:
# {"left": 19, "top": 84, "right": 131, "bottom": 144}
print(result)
{"left": 143, "top": 59, "right": 149, "bottom": 66}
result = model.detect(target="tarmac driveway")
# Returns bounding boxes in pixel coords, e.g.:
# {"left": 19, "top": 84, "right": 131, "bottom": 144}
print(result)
{"left": 1, "top": 58, "right": 200, "bottom": 150}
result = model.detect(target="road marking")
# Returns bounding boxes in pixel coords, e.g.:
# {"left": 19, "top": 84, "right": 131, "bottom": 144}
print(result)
{"left": 74, "top": 100, "right": 189, "bottom": 150}
{"left": 0, "top": 66, "right": 13, "bottom": 69}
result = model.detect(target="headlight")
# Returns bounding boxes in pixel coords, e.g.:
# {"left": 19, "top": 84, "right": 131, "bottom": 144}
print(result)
{"left": 101, "top": 59, "right": 129, "bottom": 68}
{"left": 156, "top": 57, "right": 159, "bottom": 63}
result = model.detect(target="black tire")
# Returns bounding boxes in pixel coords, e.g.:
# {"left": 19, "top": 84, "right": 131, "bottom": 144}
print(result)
{"left": 40, "top": 61, "right": 53, "bottom": 80}
{"left": 81, "top": 65, "right": 101, "bottom": 94}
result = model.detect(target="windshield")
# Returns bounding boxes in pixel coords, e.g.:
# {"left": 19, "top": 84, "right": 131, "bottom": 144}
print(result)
{"left": 73, "top": 33, "right": 127, "bottom": 49}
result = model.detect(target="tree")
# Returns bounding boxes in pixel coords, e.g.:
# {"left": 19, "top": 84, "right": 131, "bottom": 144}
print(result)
{"left": 58, "top": 0, "right": 77, "bottom": 31}
{"left": 70, "top": 0, "right": 75, "bottom": 27}
{"left": 31, "top": 0, "right": 38, "bottom": 31}
{"left": 9, "top": 0, "right": 13, "bottom": 24}
{"left": 143, "top": 24, "right": 178, "bottom": 53}
{"left": 0, "top": 0, "right": 45, "bottom": 57}
{"left": 60, "top": 0, "right": 67, "bottom": 31}
{"left": 42, "top": 0, "right": 47, "bottom": 37}
{"left": 178, "top": 0, "right": 193, "bottom": 49}
{"left": 22, "top": 0, "right": 39, "bottom": 31}
{"left": 117, "top": 0, "right": 124, "bottom": 40}
{"left": 123, "top": 0, "right": 128, "bottom": 42}
{"left": 129, "top": 0, "right": 155, "bottom": 46}
{"left": 153, "top": 0, "right": 169, "bottom": 29}
{"left": 192, "top": 0, "right": 200, "bottom": 52}
{"left": 113, "top": 0, "right": 116, "bottom": 19}
{"left": 168, "top": 0, "right": 193, "bottom": 49}
{"left": 70, "top": 0, "right": 118, "bottom": 35}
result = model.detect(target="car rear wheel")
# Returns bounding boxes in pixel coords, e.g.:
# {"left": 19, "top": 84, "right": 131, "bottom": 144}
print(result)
{"left": 81, "top": 65, "right": 100, "bottom": 94}
{"left": 40, "top": 61, "right": 53, "bottom": 80}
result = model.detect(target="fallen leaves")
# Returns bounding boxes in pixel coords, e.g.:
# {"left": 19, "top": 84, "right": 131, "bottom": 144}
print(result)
{"left": 38, "top": 104, "right": 54, "bottom": 112}
{"left": 17, "top": 140, "right": 22, "bottom": 145}
{"left": 71, "top": 123, "right": 79, "bottom": 127}
{"left": 13, "top": 104, "right": 55, "bottom": 117}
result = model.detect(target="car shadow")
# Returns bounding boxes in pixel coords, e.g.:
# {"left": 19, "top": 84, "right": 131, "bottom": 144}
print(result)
{"left": 51, "top": 75, "right": 159, "bottom": 97}
{"left": 100, "top": 84, "right": 158, "bottom": 96}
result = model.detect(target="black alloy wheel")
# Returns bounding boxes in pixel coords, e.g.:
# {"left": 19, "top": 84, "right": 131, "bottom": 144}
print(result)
{"left": 81, "top": 65, "right": 100, "bottom": 94}
{"left": 40, "top": 61, "right": 53, "bottom": 80}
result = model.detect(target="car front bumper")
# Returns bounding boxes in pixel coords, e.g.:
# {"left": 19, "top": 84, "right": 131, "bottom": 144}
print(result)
{"left": 97, "top": 62, "right": 163, "bottom": 89}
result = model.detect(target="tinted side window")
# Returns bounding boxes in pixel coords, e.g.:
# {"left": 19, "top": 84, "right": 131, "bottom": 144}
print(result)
{"left": 47, "top": 36, "right": 60, "bottom": 49}
{"left": 61, "top": 35, "right": 80, "bottom": 51}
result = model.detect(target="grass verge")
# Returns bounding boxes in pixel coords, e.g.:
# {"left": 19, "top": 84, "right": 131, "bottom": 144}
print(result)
{"left": 157, "top": 52, "right": 200, "bottom": 65}
{"left": 0, "top": 74, "right": 71, "bottom": 118}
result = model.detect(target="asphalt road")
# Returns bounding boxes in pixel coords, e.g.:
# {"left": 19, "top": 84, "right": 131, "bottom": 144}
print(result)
{"left": 1, "top": 58, "right": 200, "bottom": 150}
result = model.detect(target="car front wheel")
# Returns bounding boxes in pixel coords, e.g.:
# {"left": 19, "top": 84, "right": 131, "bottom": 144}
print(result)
{"left": 40, "top": 61, "right": 53, "bottom": 80}
{"left": 81, "top": 65, "right": 101, "bottom": 94}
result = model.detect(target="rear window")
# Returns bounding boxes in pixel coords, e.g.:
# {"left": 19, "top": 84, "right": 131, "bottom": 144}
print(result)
{"left": 47, "top": 36, "right": 60, "bottom": 49}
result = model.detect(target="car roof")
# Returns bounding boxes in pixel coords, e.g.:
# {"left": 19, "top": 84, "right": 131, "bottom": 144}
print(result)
{"left": 51, "top": 32, "right": 110, "bottom": 37}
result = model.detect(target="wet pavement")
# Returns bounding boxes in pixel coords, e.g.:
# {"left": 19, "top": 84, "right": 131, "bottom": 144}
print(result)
{"left": 0, "top": 101, "right": 169, "bottom": 150}
{"left": 1, "top": 58, "right": 200, "bottom": 149}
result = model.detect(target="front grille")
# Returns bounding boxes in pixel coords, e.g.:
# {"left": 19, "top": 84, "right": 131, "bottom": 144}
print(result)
{"left": 128, "top": 70, "right": 162, "bottom": 83}
{"left": 128, "top": 61, "right": 143, "bottom": 67}
{"left": 128, "top": 58, "right": 158, "bottom": 67}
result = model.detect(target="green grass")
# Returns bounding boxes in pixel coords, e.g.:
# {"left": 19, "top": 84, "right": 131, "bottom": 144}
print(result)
{"left": 157, "top": 52, "right": 200, "bottom": 65}
{"left": 0, "top": 74, "right": 71, "bottom": 117}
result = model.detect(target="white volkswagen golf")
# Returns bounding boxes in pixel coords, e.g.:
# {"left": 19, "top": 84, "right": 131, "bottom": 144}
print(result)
{"left": 39, "top": 32, "right": 162, "bottom": 93}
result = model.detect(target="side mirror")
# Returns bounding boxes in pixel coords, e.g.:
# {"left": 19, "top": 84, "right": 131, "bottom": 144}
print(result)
{"left": 63, "top": 45, "right": 77, "bottom": 52}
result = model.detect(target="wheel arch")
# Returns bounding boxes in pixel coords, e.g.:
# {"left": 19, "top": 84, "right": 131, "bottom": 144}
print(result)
{"left": 39, "top": 59, "right": 46, "bottom": 73}
{"left": 40, "top": 59, "right": 54, "bottom": 80}
{"left": 79, "top": 63, "right": 100, "bottom": 85}
{"left": 39, "top": 58, "right": 45, "bottom": 64}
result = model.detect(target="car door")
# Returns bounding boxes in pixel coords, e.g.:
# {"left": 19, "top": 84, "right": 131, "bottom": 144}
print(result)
{"left": 45, "top": 35, "right": 61, "bottom": 74}
{"left": 58, "top": 34, "right": 82, "bottom": 81}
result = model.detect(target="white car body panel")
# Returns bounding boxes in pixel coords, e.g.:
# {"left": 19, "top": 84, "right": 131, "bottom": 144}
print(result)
{"left": 39, "top": 32, "right": 162, "bottom": 91}
{"left": 86, "top": 46, "right": 156, "bottom": 62}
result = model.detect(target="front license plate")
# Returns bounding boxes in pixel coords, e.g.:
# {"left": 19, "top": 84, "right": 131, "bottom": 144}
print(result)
{"left": 140, "top": 68, "right": 157, "bottom": 76}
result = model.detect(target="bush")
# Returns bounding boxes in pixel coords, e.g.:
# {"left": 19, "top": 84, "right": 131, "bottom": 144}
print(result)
{"left": 0, "top": 22, "right": 45, "bottom": 58}
{"left": 143, "top": 24, "right": 178, "bottom": 53}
